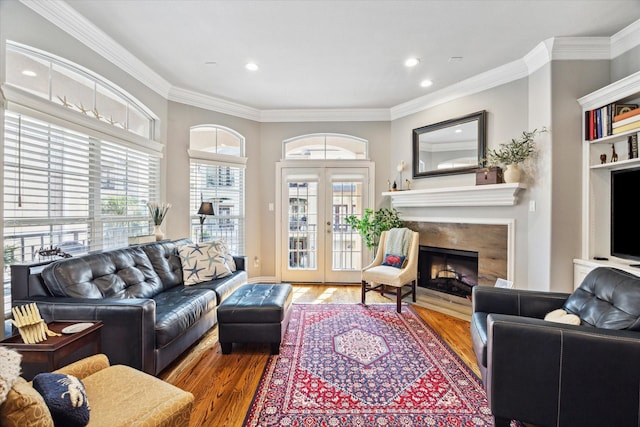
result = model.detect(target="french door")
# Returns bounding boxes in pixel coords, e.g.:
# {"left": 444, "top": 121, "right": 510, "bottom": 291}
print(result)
{"left": 280, "top": 166, "right": 370, "bottom": 283}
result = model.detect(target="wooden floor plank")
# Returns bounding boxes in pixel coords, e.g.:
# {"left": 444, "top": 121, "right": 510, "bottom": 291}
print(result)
{"left": 159, "top": 284, "right": 479, "bottom": 427}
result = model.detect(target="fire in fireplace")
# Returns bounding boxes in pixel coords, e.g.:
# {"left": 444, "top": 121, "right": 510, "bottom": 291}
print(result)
{"left": 418, "top": 246, "right": 479, "bottom": 299}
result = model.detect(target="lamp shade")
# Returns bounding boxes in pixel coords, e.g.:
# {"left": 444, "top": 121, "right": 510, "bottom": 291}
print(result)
{"left": 197, "top": 202, "right": 215, "bottom": 216}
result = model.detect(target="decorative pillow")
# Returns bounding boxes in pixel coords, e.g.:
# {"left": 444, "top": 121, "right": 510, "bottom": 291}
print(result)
{"left": 0, "top": 347, "right": 22, "bottom": 404}
{"left": 32, "top": 373, "right": 90, "bottom": 427}
{"left": 381, "top": 253, "right": 406, "bottom": 268}
{"left": 210, "top": 239, "right": 237, "bottom": 272}
{"left": 544, "top": 308, "right": 581, "bottom": 325}
{"left": 178, "top": 241, "right": 233, "bottom": 285}
{"left": 0, "top": 377, "right": 53, "bottom": 427}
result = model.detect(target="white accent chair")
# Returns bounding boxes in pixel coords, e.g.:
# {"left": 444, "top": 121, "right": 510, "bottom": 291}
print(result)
{"left": 361, "top": 229, "right": 419, "bottom": 313}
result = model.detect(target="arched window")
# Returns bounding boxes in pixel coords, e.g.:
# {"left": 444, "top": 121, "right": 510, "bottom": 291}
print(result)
{"left": 2, "top": 42, "right": 162, "bottom": 315}
{"left": 283, "top": 133, "right": 368, "bottom": 160}
{"left": 5, "top": 41, "right": 156, "bottom": 139}
{"left": 189, "top": 125, "right": 246, "bottom": 253}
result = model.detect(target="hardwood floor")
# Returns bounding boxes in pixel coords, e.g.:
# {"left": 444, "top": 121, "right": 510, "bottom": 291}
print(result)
{"left": 159, "top": 284, "right": 479, "bottom": 427}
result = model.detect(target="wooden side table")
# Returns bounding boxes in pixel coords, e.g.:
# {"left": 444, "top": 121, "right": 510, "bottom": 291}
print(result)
{"left": 0, "top": 321, "right": 103, "bottom": 380}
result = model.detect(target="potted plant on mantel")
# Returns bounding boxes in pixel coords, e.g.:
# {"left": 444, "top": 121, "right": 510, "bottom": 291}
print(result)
{"left": 485, "top": 127, "right": 547, "bottom": 183}
{"left": 345, "top": 208, "right": 403, "bottom": 255}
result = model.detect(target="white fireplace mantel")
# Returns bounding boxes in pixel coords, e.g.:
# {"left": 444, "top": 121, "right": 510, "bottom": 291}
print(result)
{"left": 382, "top": 183, "right": 526, "bottom": 208}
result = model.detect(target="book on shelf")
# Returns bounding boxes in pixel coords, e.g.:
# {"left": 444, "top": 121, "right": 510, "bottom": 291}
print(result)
{"left": 586, "top": 103, "right": 639, "bottom": 141}
{"left": 612, "top": 121, "right": 640, "bottom": 135}
{"left": 629, "top": 134, "right": 639, "bottom": 159}
{"left": 613, "top": 105, "right": 639, "bottom": 122}
{"left": 612, "top": 114, "right": 640, "bottom": 128}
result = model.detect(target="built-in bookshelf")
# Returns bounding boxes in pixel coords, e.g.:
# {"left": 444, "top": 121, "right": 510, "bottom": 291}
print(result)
{"left": 577, "top": 70, "right": 640, "bottom": 280}
{"left": 584, "top": 101, "right": 640, "bottom": 142}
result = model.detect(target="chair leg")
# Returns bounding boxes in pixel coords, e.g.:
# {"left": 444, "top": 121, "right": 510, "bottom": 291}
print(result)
{"left": 396, "top": 287, "right": 402, "bottom": 313}
{"left": 361, "top": 280, "right": 367, "bottom": 305}
{"left": 412, "top": 280, "right": 417, "bottom": 302}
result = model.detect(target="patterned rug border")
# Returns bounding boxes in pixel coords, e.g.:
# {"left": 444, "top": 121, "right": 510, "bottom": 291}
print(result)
{"left": 243, "top": 302, "right": 505, "bottom": 426}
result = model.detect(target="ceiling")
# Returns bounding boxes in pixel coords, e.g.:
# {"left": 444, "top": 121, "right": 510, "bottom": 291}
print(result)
{"left": 60, "top": 0, "right": 640, "bottom": 111}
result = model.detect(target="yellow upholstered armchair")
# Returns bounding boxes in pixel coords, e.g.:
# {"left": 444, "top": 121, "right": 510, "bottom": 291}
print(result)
{"left": 0, "top": 353, "right": 194, "bottom": 427}
{"left": 361, "top": 228, "right": 419, "bottom": 313}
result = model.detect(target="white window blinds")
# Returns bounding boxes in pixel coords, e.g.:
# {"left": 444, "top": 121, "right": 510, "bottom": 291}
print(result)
{"left": 190, "top": 161, "right": 244, "bottom": 254}
{"left": 3, "top": 111, "right": 161, "bottom": 265}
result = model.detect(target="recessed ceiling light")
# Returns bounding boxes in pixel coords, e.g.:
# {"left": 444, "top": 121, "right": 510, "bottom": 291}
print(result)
{"left": 420, "top": 79, "right": 433, "bottom": 88}
{"left": 455, "top": 128, "right": 463, "bottom": 133}
{"left": 245, "top": 62, "right": 259, "bottom": 71}
{"left": 22, "top": 70, "right": 37, "bottom": 77}
{"left": 448, "top": 56, "right": 463, "bottom": 62}
{"left": 404, "top": 58, "right": 420, "bottom": 67}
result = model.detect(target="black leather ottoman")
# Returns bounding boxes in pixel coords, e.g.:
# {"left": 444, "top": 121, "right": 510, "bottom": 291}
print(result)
{"left": 218, "top": 283, "right": 293, "bottom": 355}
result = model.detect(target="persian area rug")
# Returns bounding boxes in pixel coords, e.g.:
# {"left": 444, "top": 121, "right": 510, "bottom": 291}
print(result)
{"left": 244, "top": 303, "right": 520, "bottom": 427}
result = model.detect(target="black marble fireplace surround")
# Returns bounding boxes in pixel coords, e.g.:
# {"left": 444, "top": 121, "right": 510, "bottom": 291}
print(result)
{"left": 418, "top": 245, "right": 479, "bottom": 299}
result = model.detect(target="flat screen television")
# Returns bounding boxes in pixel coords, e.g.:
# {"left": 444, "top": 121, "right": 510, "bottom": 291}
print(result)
{"left": 611, "top": 167, "right": 640, "bottom": 262}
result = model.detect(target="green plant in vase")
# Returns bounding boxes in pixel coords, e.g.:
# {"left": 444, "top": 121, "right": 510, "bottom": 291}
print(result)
{"left": 345, "top": 207, "right": 403, "bottom": 253}
{"left": 485, "top": 127, "right": 547, "bottom": 183}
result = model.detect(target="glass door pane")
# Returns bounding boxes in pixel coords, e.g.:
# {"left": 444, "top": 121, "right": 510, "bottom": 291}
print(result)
{"left": 287, "top": 181, "right": 318, "bottom": 271}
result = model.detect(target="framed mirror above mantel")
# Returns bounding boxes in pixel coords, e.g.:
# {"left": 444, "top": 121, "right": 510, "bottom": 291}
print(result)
{"left": 412, "top": 110, "right": 487, "bottom": 179}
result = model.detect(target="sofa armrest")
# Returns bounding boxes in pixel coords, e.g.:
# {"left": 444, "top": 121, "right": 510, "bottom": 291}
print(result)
{"left": 472, "top": 286, "right": 569, "bottom": 318}
{"left": 54, "top": 354, "right": 110, "bottom": 379}
{"left": 486, "top": 313, "right": 640, "bottom": 427}
{"left": 15, "top": 297, "right": 157, "bottom": 375}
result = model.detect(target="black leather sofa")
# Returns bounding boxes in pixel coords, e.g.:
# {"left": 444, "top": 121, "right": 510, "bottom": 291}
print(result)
{"left": 11, "top": 239, "right": 247, "bottom": 375}
{"left": 470, "top": 267, "right": 640, "bottom": 427}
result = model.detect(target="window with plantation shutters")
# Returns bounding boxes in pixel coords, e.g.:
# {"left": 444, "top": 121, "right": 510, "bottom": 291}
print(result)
{"left": 3, "top": 111, "right": 160, "bottom": 259}
{"left": 189, "top": 126, "right": 246, "bottom": 254}
{"left": 2, "top": 112, "right": 161, "bottom": 316}
{"left": 2, "top": 42, "right": 162, "bottom": 318}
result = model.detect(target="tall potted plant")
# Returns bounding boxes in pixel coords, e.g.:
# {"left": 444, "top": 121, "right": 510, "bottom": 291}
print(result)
{"left": 345, "top": 208, "right": 403, "bottom": 254}
{"left": 485, "top": 128, "right": 547, "bottom": 183}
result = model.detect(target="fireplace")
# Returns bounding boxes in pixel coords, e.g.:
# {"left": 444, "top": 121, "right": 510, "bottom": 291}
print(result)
{"left": 418, "top": 246, "right": 479, "bottom": 299}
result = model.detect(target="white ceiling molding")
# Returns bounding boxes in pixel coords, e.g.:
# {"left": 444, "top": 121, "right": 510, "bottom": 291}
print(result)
{"left": 550, "top": 37, "right": 611, "bottom": 60}
{"left": 523, "top": 39, "right": 553, "bottom": 75}
{"left": 390, "top": 59, "right": 529, "bottom": 120}
{"left": 20, "top": 0, "right": 172, "bottom": 98}
{"left": 611, "top": 18, "right": 640, "bottom": 58}
{"left": 25, "top": 1, "right": 640, "bottom": 123}
{"left": 169, "top": 87, "right": 261, "bottom": 122}
{"left": 259, "top": 108, "right": 390, "bottom": 123}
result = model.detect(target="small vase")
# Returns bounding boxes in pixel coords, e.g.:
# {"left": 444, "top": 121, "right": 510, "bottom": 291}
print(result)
{"left": 503, "top": 164, "right": 521, "bottom": 183}
{"left": 153, "top": 225, "right": 164, "bottom": 241}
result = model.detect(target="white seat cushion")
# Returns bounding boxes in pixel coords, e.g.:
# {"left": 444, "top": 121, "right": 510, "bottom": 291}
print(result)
{"left": 362, "top": 265, "right": 406, "bottom": 287}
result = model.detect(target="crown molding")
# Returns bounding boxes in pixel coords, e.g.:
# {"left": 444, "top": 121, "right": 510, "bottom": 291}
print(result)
{"left": 24, "top": 2, "right": 640, "bottom": 123}
{"left": 259, "top": 108, "right": 391, "bottom": 122}
{"left": 168, "top": 87, "right": 261, "bottom": 122}
{"left": 20, "top": 0, "right": 172, "bottom": 98}
{"left": 390, "top": 59, "right": 529, "bottom": 120}
{"left": 550, "top": 37, "right": 611, "bottom": 60}
{"left": 611, "top": 18, "right": 640, "bottom": 58}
